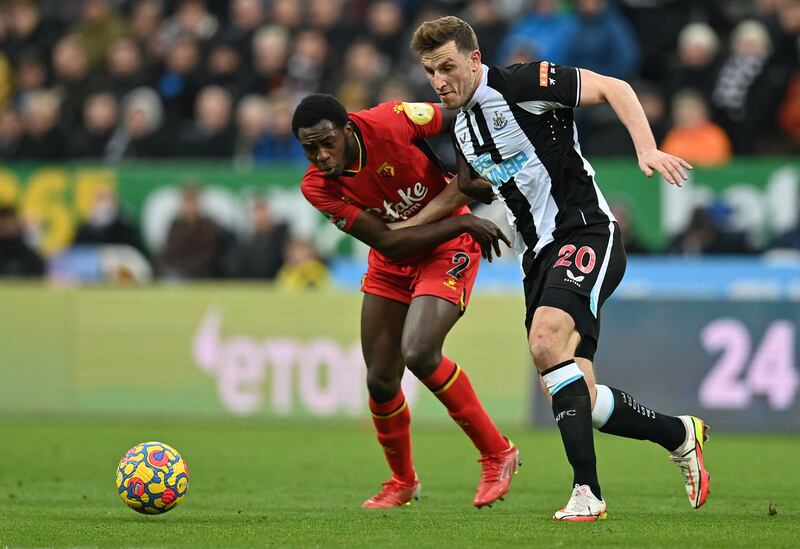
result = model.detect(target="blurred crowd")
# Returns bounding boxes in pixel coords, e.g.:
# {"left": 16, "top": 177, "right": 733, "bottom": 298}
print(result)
{"left": 3, "top": 180, "right": 800, "bottom": 284}
{"left": 0, "top": 0, "right": 799, "bottom": 167}
{"left": 0, "top": 184, "right": 331, "bottom": 286}
{"left": 2, "top": 0, "right": 800, "bottom": 282}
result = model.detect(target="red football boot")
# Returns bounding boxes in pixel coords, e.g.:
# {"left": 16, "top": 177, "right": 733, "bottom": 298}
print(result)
{"left": 473, "top": 439, "right": 521, "bottom": 508}
{"left": 361, "top": 477, "right": 421, "bottom": 509}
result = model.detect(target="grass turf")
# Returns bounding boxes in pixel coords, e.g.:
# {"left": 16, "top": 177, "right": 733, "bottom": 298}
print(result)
{"left": 1, "top": 416, "right": 798, "bottom": 548}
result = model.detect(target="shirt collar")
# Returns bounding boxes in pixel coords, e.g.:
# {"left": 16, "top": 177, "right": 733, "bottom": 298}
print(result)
{"left": 463, "top": 64, "right": 489, "bottom": 112}
{"left": 341, "top": 119, "right": 367, "bottom": 177}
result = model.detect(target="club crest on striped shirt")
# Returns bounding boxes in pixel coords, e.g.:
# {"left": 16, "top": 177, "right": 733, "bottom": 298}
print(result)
{"left": 492, "top": 111, "right": 507, "bottom": 131}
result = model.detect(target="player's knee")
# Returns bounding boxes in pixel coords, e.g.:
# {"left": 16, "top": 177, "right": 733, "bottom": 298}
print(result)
{"left": 365, "top": 370, "right": 402, "bottom": 402}
{"left": 529, "top": 336, "right": 561, "bottom": 372}
{"left": 401, "top": 342, "right": 441, "bottom": 379}
{"left": 529, "top": 314, "right": 575, "bottom": 371}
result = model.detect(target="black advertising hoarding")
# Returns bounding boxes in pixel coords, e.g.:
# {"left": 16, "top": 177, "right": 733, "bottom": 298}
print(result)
{"left": 533, "top": 299, "right": 800, "bottom": 431}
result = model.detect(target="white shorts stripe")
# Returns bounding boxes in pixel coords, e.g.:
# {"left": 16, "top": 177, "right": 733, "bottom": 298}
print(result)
{"left": 589, "top": 222, "right": 616, "bottom": 317}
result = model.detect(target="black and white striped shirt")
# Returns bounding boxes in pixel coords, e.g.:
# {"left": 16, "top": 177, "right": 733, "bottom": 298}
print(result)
{"left": 454, "top": 62, "right": 615, "bottom": 274}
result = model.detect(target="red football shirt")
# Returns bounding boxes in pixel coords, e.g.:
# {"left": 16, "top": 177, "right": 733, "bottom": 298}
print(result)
{"left": 301, "top": 101, "right": 469, "bottom": 264}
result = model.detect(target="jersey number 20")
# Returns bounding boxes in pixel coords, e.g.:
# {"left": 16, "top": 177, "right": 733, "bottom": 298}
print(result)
{"left": 554, "top": 245, "right": 597, "bottom": 273}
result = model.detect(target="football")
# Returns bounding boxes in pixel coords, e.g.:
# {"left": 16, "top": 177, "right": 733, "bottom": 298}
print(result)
{"left": 116, "top": 441, "right": 189, "bottom": 514}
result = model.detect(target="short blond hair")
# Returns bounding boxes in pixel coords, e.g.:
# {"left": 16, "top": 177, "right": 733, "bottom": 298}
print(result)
{"left": 410, "top": 16, "right": 479, "bottom": 57}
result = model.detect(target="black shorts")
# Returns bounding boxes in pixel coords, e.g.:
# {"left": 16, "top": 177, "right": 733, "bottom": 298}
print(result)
{"left": 523, "top": 222, "right": 626, "bottom": 361}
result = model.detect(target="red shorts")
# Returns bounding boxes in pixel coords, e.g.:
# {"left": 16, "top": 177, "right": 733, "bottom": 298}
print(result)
{"left": 361, "top": 233, "right": 482, "bottom": 313}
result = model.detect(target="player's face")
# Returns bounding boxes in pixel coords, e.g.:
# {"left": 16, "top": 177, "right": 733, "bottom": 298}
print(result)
{"left": 419, "top": 40, "right": 482, "bottom": 110}
{"left": 297, "top": 120, "right": 351, "bottom": 177}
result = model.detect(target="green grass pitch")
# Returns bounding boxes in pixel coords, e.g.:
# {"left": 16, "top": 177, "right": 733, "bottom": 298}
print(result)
{"left": 1, "top": 416, "right": 798, "bottom": 548}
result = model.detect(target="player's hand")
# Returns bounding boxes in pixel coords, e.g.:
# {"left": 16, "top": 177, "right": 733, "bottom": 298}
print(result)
{"left": 461, "top": 214, "right": 512, "bottom": 262}
{"left": 457, "top": 177, "right": 497, "bottom": 205}
{"left": 638, "top": 149, "right": 693, "bottom": 187}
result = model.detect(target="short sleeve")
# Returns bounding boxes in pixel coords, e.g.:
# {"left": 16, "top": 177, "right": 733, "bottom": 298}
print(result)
{"left": 370, "top": 101, "right": 442, "bottom": 141}
{"left": 491, "top": 62, "right": 580, "bottom": 109}
{"left": 300, "top": 170, "right": 363, "bottom": 233}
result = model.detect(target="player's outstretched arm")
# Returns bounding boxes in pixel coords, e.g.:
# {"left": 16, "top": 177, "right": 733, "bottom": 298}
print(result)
{"left": 578, "top": 69, "right": 693, "bottom": 187}
{"left": 351, "top": 209, "right": 510, "bottom": 262}
{"left": 389, "top": 177, "right": 475, "bottom": 230}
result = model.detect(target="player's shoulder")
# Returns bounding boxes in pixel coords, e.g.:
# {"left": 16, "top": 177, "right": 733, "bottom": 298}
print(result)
{"left": 300, "top": 165, "right": 330, "bottom": 199}
{"left": 353, "top": 100, "right": 438, "bottom": 131}
{"left": 488, "top": 61, "right": 542, "bottom": 87}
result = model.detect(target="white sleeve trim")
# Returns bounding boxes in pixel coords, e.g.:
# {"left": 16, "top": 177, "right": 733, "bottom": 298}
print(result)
{"left": 575, "top": 67, "right": 581, "bottom": 107}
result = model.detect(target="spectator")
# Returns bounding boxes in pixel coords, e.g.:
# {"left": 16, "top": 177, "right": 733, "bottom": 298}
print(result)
{"left": 178, "top": 85, "right": 236, "bottom": 158}
{"left": 0, "top": 206, "right": 45, "bottom": 278}
{"left": 495, "top": 0, "right": 574, "bottom": 66}
{"left": 336, "top": 39, "right": 386, "bottom": 111}
{"left": 4, "top": 0, "right": 59, "bottom": 66}
{"left": 105, "top": 86, "right": 170, "bottom": 159}
{"left": 50, "top": 34, "right": 97, "bottom": 127}
{"left": 73, "top": 184, "right": 143, "bottom": 252}
{"left": 562, "top": 0, "right": 640, "bottom": 79}
{"left": 159, "top": 0, "right": 218, "bottom": 47}
{"left": 156, "top": 34, "right": 202, "bottom": 124}
{"left": 225, "top": 198, "right": 290, "bottom": 279}
{"left": 759, "top": 0, "right": 800, "bottom": 68}
{"left": 667, "top": 205, "right": 756, "bottom": 256}
{"left": 246, "top": 25, "right": 290, "bottom": 96}
{"left": 665, "top": 22, "right": 722, "bottom": 101}
{"left": 159, "top": 186, "right": 226, "bottom": 279}
{"left": 204, "top": 40, "right": 246, "bottom": 100}
{"left": 128, "top": 0, "right": 164, "bottom": 61}
{"left": 233, "top": 94, "right": 269, "bottom": 167}
{"left": 12, "top": 49, "right": 49, "bottom": 104}
{"left": 661, "top": 89, "right": 732, "bottom": 167}
{"left": 73, "top": 0, "right": 127, "bottom": 69}
{"left": 103, "top": 37, "right": 151, "bottom": 99}
{"left": 276, "top": 239, "right": 329, "bottom": 291}
{"left": 285, "top": 28, "right": 330, "bottom": 99}
{"left": 365, "top": 0, "right": 406, "bottom": 63}
{"left": 463, "top": 0, "right": 508, "bottom": 68}
{"left": 711, "top": 19, "right": 790, "bottom": 153}
{"left": 619, "top": 0, "right": 692, "bottom": 83}
{"left": 307, "top": 0, "right": 353, "bottom": 64}
{"left": 16, "top": 89, "right": 66, "bottom": 159}
{"left": 270, "top": 0, "right": 304, "bottom": 36}
{"left": 222, "top": 0, "right": 266, "bottom": 67}
{"left": 253, "top": 94, "right": 306, "bottom": 164}
{"left": 68, "top": 91, "right": 118, "bottom": 158}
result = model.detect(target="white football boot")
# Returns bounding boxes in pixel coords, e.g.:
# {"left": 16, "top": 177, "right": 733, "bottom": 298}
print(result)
{"left": 669, "top": 415, "right": 711, "bottom": 508}
{"left": 553, "top": 484, "right": 608, "bottom": 521}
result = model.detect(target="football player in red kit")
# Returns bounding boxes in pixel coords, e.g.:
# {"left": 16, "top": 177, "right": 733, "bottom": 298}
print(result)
{"left": 293, "top": 94, "right": 518, "bottom": 509}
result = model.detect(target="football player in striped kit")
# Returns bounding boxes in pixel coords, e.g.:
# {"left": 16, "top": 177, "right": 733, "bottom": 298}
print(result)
{"left": 410, "top": 16, "right": 709, "bottom": 521}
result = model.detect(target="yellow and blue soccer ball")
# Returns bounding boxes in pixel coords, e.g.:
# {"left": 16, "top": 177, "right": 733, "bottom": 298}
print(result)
{"left": 116, "top": 441, "right": 189, "bottom": 514}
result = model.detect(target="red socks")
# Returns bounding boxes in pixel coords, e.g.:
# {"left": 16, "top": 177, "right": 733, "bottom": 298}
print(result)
{"left": 368, "top": 357, "right": 505, "bottom": 482}
{"left": 369, "top": 391, "right": 415, "bottom": 483}
{"left": 422, "top": 356, "right": 507, "bottom": 455}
